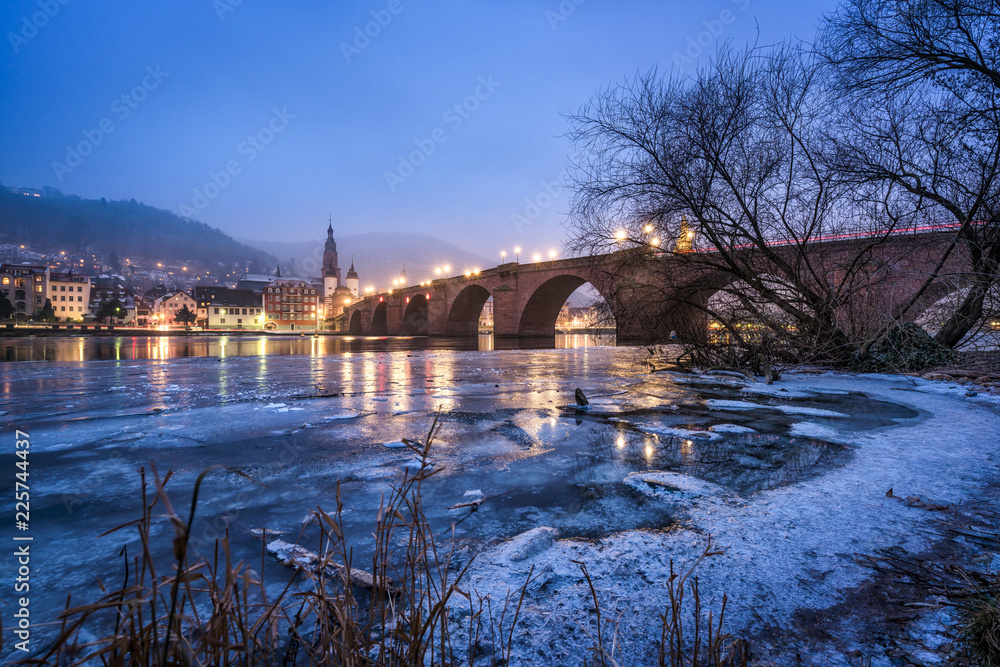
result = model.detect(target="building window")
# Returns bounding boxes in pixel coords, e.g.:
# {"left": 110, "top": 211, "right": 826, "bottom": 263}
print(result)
{"left": 69, "top": 306, "right": 74, "bottom": 312}
{"left": 35, "top": 285, "right": 42, "bottom": 292}
{"left": 220, "top": 318, "right": 226, "bottom": 324}
{"left": 60, "top": 286, "right": 66, "bottom": 292}
{"left": 77, "top": 286, "right": 82, "bottom": 292}
{"left": 213, "top": 308, "right": 219, "bottom": 314}
{"left": 60, "top": 295, "right": 65, "bottom": 301}
{"left": 60, "top": 306, "right": 66, "bottom": 312}
{"left": 1, "top": 278, "right": 7, "bottom": 285}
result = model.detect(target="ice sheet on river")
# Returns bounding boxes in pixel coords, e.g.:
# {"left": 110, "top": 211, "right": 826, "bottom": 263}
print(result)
{"left": 7, "top": 346, "right": 1000, "bottom": 666}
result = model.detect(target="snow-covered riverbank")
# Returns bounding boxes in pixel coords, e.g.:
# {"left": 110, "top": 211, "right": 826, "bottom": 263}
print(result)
{"left": 3, "top": 343, "right": 999, "bottom": 664}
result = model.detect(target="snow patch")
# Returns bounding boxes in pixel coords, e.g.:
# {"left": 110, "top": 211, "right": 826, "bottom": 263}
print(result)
{"left": 624, "top": 471, "right": 725, "bottom": 499}
{"left": 709, "top": 423, "right": 757, "bottom": 434}
{"left": 490, "top": 527, "right": 558, "bottom": 563}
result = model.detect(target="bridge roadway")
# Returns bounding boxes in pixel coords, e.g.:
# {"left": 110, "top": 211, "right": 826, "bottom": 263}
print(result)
{"left": 344, "top": 228, "right": 968, "bottom": 340}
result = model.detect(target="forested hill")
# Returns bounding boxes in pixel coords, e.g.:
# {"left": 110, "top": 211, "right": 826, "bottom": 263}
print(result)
{"left": 0, "top": 186, "right": 276, "bottom": 271}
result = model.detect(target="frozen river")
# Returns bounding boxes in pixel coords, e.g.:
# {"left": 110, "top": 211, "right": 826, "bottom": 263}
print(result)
{"left": 3, "top": 335, "right": 998, "bottom": 664}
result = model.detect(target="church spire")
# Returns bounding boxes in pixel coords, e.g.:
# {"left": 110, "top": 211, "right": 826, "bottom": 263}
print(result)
{"left": 327, "top": 214, "right": 333, "bottom": 238}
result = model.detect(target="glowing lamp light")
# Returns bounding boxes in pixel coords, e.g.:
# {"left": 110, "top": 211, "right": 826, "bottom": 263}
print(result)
{"left": 435, "top": 267, "right": 442, "bottom": 275}
{"left": 549, "top": 250, "right": 557, "bottom": 259}
{"left": 614, "top": 229, "right": 628, "bottom": 241}
{"left": 444, "top": 265, "right": 451, "bottom": 273}
{"left": 533, "top": 253, "right": 541, "bottom": 262}
{"left": 651, "top": 237, "right": 661, "bottom": 246}
{"left": 644, "top": 224, "right": 654, "bottom": 233}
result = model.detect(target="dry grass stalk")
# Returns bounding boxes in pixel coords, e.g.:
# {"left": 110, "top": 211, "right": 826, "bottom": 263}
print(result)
{"left": 20, "top": 417, "right": 755, "bottom": 666}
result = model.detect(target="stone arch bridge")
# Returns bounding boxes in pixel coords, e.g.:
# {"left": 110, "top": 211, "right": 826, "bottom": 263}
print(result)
{"left": 342, "top": 228, "right": 972, "bottom": 341}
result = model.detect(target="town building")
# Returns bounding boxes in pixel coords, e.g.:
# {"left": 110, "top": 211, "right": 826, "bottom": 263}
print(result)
{"left": 345, "top": 258, "right": 359, "bottom": 299}
{"left": 131, "top": 296, "right": 152, "bottom": 327}
{"left": 152, "top": 291, "right": 198, "bottom": 328}
{"left": 0, "top": 263, "right": 47, "bottom": 319}
{"left": 322, "top": 222, "right": 342, "bottom": 310}
{"left": 204, "top": 288, "right": 264, "bottom": 330}
{"left": 478, "top": 299, "right": 494, "bottom": 330}
{"left": 47, "top": 271, "right": 91, "bottom": 320}
{"left": 235, "top": 272, "right": 280, "bottom": 293}
{"left": 264, "top": 278, "right": 320, "bottom": 330}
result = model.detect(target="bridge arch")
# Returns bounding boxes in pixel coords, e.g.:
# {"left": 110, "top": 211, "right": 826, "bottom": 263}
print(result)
{"left": 349, "top": 310, "right": 363, "bottom": 334}
{"left": 913, "top": 280, "right": 1000, "bottom": 347}
{"left": 517, "top": 275, "right": 615, "bottom": 337}
{"left": 371, "top": 301, "right": 387, "bottom": 335}
{"left": 402, "top": 294, "right": 429, "bottom": 335}
{"left": 447, "top": 284, "right": 491, "bottom": 336}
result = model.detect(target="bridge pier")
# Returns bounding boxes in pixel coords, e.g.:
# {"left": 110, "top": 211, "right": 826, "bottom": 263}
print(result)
{"left": 491, "top": 285, "right": 522, "bottom": 338}
{"left": 384, "top": 299, "right": 403, "bottom": 335}
{"left": 427, "top": 290, "right": 448, "bottom": 336}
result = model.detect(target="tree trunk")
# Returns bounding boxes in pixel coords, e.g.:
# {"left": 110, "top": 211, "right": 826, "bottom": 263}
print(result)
{"left": 934, "top": 246, "right": 1000, "bottom": 348}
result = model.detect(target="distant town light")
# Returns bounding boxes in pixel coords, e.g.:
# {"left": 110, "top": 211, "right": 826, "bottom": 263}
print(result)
{"left": 549, "top": 250, "right": 557, "bottom": 259}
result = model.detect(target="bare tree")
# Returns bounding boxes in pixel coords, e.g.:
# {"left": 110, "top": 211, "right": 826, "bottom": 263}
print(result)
{"left": 567, "top": 45, "right": 912, "bottom": 364}
{"left": 819, "top": 0, "right": 1000, "bottom": 348}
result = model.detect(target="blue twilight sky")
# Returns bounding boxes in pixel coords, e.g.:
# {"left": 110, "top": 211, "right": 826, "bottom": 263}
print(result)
{"left": 0, "top": 0, "right": 837, "bottom": 259}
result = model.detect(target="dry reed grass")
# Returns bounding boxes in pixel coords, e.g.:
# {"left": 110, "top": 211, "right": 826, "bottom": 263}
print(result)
{"left": 17, "top": 415, "right": 747, "bottom": 666}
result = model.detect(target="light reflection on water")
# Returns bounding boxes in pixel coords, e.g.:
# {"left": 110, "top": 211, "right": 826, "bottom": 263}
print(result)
{"left": 0, "top": 333, "right": 617, "bottom": 362}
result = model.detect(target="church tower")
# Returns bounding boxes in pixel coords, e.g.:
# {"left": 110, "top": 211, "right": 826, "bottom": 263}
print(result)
{"left": 345, "top": 257, "right": 359, "bottom": 299}
{"left": 322, "top": 218, "right": 341, "bottom": 304}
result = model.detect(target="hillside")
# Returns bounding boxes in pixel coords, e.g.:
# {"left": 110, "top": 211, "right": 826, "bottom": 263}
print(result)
{"left": 0, "top": 186, "right": 276, "bottom": 272}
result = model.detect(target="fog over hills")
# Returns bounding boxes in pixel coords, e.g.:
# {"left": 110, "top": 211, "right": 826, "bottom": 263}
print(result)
{"left": 238, "top": 233, "right": 495, "bottom": 290}
{"left": 0, "top": 185, "right": 277, "bottom": 272}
